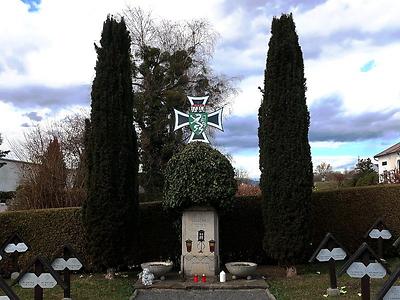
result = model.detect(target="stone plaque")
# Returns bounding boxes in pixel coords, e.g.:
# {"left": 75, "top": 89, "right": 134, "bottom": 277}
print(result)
{"left": 66, "top": 258, "right": 83, "bottom": 270}
{"left": 384, "top": 286, "right": 400, "bottom": 300}
{"left": 367, "top": 262, "right": 386, "bottom": 278}
{"left": 19, "top": 273, "right": 37, "bottom": 288}
{"left": 331, "top": 248, "right": 346, "bottom": 260}
{"left": 370, "top": 229, "right": 392, "bottom": 239}
{"left": 0, "top": 254, "right": 2, "bottom": 261}
{"left": 369, "top": 229, "right": 381, "bottom": 239}
{"left": 38, "top": 273, "right": 57, "bottom": 288}
{"left": 381, "top": 230, "right": 392, "bottom": 240}
{"left": 52, "top": 257, "right": 83, "bottom": 271}
{"left": 316, "top": 249, "right": 331, "bottom": 262}
{"left": 15, "top": 243, "right": 28, "bottom": 253}
{"left": 347, "top": 262, "right": 366, "bottom": 278}
{"left": 0, "top": 296, "right": 10, "bottom": 300}
{"left": 4, "top": 244, "right": 15, "bottom": 253}
{"left": 317, "top": 248, "right": 346, "bottom": 262}
{"left": 181, "top": 207, "right": 219, "bottom": 276}
{"left": 52, "top": 258, "right": 67, "bottom": 271}
{"left": 5, "top": 243, "right": 28, "bottom": 253}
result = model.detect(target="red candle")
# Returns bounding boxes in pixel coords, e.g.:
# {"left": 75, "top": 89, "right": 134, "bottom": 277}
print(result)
{"left": 201, "top": 274, "right": 206, "bottom": 282}
{"left": 194, "top": 274, "right": 199, "bottom": 282}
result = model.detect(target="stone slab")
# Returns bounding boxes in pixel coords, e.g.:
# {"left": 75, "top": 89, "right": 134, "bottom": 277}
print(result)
{"left": 181, "top": 207, "right": 219, "bottom": 276}
{"left": 182, "top": 254, "right": 218, "bottom": 277}
{"left": 327, "top": 288, "right": 340, "bottom": 296}
{"left": 132, "top": 289, "right": 273, "bottom": 300}
{"left": 134, "top": 274, "right": 268, "bottom": 290}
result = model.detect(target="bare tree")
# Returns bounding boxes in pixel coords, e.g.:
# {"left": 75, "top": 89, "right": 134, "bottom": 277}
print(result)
{"left": 8, "top": 111, "right": 88, "bottom": 210}
{"left": 121, "top": 6, "right": 238, "bottom": 194}
{"left": 10, "top": 137, "right": 83, "bottom": 210}
{"left": 9, "top": 111, "right": 88, "bottom": 187}
{"left": 315, "top": 162, "right": 333, "bottom": 182}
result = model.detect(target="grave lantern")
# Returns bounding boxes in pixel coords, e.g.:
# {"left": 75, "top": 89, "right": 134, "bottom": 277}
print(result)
{"left": 209, "top": 240, "right": 215, "bottom": 253}
{"left": 51, "top": 244, "right": 85, "bottom": 299}
{"left": 197, "top": 230, "right": 205, "bottom": 253}
{"left": 364, "top": 217, "right": 392, "bottom": 259}
{"left": 309, "top": 233, "right": 348, "bottom": 296}
{"left": 185, "top": 240, "right": 192, "bottom": 253}
{"left": 339, "top": 242, "right": 390, "bottom": 300}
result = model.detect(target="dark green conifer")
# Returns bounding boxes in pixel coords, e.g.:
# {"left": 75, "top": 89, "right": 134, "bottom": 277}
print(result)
{"left": 83, "top": 16, "right": 139, "bottom": 270}
{"left": 258, "top": 14, "right": 313, "bottom": 268}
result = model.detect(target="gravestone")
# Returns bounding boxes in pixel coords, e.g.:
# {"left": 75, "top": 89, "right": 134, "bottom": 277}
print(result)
{"left": 181, "top": 207, "right": 219, "bottom": 277}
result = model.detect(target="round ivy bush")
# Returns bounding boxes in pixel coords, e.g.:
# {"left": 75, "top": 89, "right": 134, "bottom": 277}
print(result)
{"left": 163, "top": 142, "right": 237, "bottom": 211}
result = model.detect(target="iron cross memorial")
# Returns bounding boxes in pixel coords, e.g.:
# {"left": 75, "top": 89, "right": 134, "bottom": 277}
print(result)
{"left": 174, "top": 96, "right": 223, "bottom": 143}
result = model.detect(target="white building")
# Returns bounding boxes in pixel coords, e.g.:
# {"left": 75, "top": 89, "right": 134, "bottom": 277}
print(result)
{"left": 374, "top": 143, "right": 400, "bottom": 183}
{"left": 0, "top": 158, "right": 28, "bottom": 192}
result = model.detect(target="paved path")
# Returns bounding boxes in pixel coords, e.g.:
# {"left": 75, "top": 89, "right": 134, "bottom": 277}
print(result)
{"left": 132, "top": 275, "right": 276, "bottom": 300}
{"left": 132, "top": 288, "right": 275, "bottom": 300}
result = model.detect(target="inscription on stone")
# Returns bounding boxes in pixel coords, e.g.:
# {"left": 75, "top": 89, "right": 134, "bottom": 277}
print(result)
{"left": 19, "top": 273, "right": 57, "bottom": 289}
{"left": 370, "top": 229, "right": 392, "bottom": 240}
{"left": 316, "top": 247, "right": 346, "bottom": 262}
{"left": 181, "top": 208, "right": 219, "bottom": 276}
{"left": 384, "top": 286, "right": 400, "bottom": 300}
{"left": 346, "top": 262, "right": 387, "bottom": 278}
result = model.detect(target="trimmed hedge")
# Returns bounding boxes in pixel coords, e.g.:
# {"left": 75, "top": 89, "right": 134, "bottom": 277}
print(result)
{"left": 1, "top": 185, "right": 399, "bottom": 270}
{"left": 0, "top": 207, "right": 88, "bottom": 270}
{"left": 311, "top": 184, "right": 400, "bottom": 255}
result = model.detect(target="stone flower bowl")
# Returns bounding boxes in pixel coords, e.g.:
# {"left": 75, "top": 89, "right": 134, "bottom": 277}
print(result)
{"left": 225, "top": 262, "right": 257, "bottom": 279}
{"left": 140, "top": 261, "right": 173, "bottom": 279}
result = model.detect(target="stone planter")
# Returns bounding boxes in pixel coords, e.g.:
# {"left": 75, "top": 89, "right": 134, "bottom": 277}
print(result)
{"left": 225, "top": 262, "right": 257, "bottom": 279}
{"left": 140, "top": 261, "right": 173, "bottom": 279}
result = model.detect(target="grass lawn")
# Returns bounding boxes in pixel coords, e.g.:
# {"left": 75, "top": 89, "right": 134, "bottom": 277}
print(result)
{"left": 1, "top": 272, "right": 136, "bottom": 300}
{"left": 265, "top": 259, "right": 399, "bottom": 300}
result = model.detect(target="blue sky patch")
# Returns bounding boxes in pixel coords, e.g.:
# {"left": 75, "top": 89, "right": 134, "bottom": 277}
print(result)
{"left": 20, "top": 0, "right": 41, "bottom": 12}
{"left": 360, "top": 60, "right": 376, "bottom": 72}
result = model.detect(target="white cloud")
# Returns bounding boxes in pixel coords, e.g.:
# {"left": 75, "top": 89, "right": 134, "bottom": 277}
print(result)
{"left": 296, "top": 0, "right": 400, "bottom": 37}
{"left": 232, "top": 152, "right": 260, "bottom": 179}
{"left": 231, "top": 75, "right": 263, "bottom": 116}
{"left": 313, "top": 155, "right": 359, "bottom": 172}
{"left": 310, "top": 141, "right": 344, "bottom": 149}
{"left": 0, "top": 0, "right": 225, "bottom": 88}
{"left": 305, "top": 41, "right": 400, "bottom": 113}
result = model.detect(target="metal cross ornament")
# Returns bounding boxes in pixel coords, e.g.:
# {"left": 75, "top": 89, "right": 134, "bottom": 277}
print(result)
{"left": 173, "top": 96, "right": 223, "bottom": 143}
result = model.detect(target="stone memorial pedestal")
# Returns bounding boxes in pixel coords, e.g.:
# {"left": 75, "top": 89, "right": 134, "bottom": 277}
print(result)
{"left": 181, "top": 207, "right": 219, "bottom": 277}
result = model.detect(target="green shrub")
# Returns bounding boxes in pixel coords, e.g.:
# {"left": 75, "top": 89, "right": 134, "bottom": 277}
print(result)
{"left": 355, "top": 171, "right": 379, "bottom": 186}
{"left": 163, "top": 142, "right": 237, "bottom": 211}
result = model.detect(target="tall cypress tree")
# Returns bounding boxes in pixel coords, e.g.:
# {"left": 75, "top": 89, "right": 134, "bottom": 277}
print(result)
{"left": 258, "top": 14, "right": 313, "bottom": 272}
{"left": 83, "top": 16, "right": 139, "bottom": 272}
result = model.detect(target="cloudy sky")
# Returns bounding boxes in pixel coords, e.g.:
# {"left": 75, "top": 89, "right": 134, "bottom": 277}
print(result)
{"left": 1, "top": 0, "right": 399, "bottom": 179}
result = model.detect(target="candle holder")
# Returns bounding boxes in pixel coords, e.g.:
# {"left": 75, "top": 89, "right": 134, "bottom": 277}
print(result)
{"left": 185, "top": 239, "right": 192, "bottom": 253}
{"left": 209, "top": 240, "right": 215, "bottom": 253}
